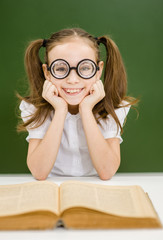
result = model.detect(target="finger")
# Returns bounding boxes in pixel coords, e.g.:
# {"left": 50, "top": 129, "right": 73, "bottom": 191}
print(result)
{"left": 99, "top": 81, "right": 105, "bottom": 97}
{"left": 47, "top": 80, "right": 58, "bottom": 95}
{"left": 46, "top": 83, "right": 58, "bottom": 96}
{"left": 92, "top": 82, "right": 99, "bottom": 94}
{"left": 43, "top": 80, "right": 51, "bottom": 92}
{"left": 42, "top": 80, "right": 50, "bottom": 98}
{"left": 90, "top": 82, "right": 97, "bottom": 94}
{"left": 96, "top": 79, "right": 102, "bottom": 87}
{"left": 45, "top": 83, "right": 53, "bottom": 97}
{"left": 43, "top": 80, "right": 58, "bottom": 98}
{"left": 52, "top": 85, "right": 58, "bottom": 96}
{"left": 43, "top": 80, "right": 48, "bottom": 90}
{"left": 95, "top": 80, "right": 101, "bottom": 92}
{"left": 94, "top": 81, "right": 105, "bottom": 99}
{"left": 97, "top": 80, "right": 104, "bottom": 93}
{"left": 90, "top": 85, "right": 94, "bottom": 94}
{"left": 99, "top": 80, "right": 104, "bottom": 88}
{"left": 45, "top": 80, "right": 57, "bottom": 96}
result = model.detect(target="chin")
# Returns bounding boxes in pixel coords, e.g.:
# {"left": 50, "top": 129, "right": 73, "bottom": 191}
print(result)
{"left": 62, "top": 95, "right": 86, "bottom": 106}
{"left": 66, "top": 99, "right": 82, "bottom": 106}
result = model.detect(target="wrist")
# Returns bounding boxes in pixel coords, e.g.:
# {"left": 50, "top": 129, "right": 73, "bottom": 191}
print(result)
{"left": 54, "top": 108, "right": 68, "bottom": 117}
{"left": 79, "top": 105, "right": 93, "bottom": 116}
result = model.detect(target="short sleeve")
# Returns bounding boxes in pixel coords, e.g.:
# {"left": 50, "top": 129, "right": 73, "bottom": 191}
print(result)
{"left": 98, "top": 101, "right": 131, "bottom": 144}
{"left": 19, "top": 100, "right": 52, "bottom": 142}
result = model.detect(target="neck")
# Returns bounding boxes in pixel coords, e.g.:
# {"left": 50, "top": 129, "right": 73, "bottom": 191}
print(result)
{"left": 68, "top": 104, "right": 79, "bottom": 115}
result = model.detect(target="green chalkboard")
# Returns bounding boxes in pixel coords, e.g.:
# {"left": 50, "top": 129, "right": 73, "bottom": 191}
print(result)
{"left": 0, "top": 0, "right": 162, "bottom": 173}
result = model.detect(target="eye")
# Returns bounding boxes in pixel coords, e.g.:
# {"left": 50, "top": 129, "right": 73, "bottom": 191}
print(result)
{"left": 81, "top": 65, "right": 91, "bottom": 71}
{"left": 53, "top": 63, "right": 68, "bottom": 76}
{"left": 56, "top": 67, "right": 67, "bottom": 72}
{"left": 79, "top": 63, "right": 94, "bottom": 76}
{"left": 78, "top": 60, "right": 97, "bottom": 79}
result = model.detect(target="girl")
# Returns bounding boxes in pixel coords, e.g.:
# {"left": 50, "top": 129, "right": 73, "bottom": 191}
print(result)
{"left": 17, "top": 28, "right": 137, "bottom": 180}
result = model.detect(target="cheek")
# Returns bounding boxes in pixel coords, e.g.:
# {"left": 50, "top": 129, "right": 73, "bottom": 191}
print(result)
{"left": 50, "top": 78, "right": 62, "bottom": 93}
{"left": 85, "top": 78, "right": 96, "bottom": 90}
{"left": 50, "top": 78, "right": 60, "bottom": 88}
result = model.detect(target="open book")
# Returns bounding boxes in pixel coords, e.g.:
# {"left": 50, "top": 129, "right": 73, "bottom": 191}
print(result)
{"left": 0, "top": 181, "right": 162, "bottom": 230}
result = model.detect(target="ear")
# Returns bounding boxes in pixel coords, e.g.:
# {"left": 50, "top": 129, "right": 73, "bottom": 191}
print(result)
{"left": 97, "top": 61, "right": 104, "bottom": 80}
{"left": 42, "top": 64, "right": 51, "bottom": 80}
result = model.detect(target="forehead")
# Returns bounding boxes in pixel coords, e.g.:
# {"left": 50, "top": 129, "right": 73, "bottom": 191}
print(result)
{"left": 48, "top": 38, "right": 96, "bottom": 64}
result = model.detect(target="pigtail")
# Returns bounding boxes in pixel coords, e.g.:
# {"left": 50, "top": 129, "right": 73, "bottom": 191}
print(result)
{"left": 17, "top": 39, "right": 52, "bottom": 132}
{"left": 24, "top": 39, "right": 45, "bottom": 102}
{"left": 93, "top": 35, "right": 138, "bottom": 133}
{"left": 99, "top": 36, "right": 127, "bottom": 107}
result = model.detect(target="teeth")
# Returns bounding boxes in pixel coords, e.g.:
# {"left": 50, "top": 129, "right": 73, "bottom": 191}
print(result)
{"left": 65, "top": 89, "right": 81, "bottom": 93}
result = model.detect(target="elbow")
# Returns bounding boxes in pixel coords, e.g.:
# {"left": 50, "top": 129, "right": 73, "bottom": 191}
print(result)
{"left": 31, "top": 171, "right": 49, "bottom": 181}
{"left": 32, "top": 171, "right": 49, "bottom": 181}
{"left": 99, "top": 173, "right": 113, "bottom": 181}
{"left": 98, "top": 167, "right": 115, "bottom": 180}
{"left": 27, "top": 160, "right": 49, "bottom": 181}
{"left": 33, "top": 172, "right": 48, "bottom": 180}
{"left": 34, "top": 175, "right": 48, "bottom": 181}
{"left": 98, "top": 160, "right": 120, "bottom": 181}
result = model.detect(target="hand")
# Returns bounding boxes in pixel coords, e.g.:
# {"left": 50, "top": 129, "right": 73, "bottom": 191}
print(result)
{"left": 42, "top": 80, "right": 68, "bottom": 113}
{"left": 79, "top": 80, "right": 105, "bottom": 113}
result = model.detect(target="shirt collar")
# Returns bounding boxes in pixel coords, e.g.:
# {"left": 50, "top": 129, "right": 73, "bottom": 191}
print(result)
{"left": 66, "top": 111, "right": 81, "bottom": 120}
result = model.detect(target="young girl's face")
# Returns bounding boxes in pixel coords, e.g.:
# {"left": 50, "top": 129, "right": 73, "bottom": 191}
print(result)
{"left": 43, "top": 38, "right": 103, "bottom": 113}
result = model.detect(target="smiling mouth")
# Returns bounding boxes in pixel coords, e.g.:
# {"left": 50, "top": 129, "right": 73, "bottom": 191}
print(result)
{"left": 63, "top": 88, "right": 84, "bottom": 95}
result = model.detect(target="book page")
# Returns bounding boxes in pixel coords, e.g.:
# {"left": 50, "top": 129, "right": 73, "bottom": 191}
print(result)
{"left": 60, "top": 181, "right": 157, "bottom": 218}
{"left": 0, "top": 181, "right": 59, "bottom": 217}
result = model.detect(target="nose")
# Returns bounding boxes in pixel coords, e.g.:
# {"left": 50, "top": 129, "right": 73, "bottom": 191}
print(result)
{"left": 66, "top": 69, "right": 80, "bottom": 84}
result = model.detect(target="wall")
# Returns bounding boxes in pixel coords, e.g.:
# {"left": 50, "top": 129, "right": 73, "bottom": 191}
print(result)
{"left": 0, "top": 0, "right": 162, "bottom": 173}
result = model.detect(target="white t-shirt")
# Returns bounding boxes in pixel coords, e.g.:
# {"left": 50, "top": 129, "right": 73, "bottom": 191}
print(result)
{"left": 19, "top": 100, "right": 130, "bottom": 177}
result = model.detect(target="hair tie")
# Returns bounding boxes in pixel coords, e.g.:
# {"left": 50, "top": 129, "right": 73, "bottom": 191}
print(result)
{"left": 94, "top": 37, "right": 100, "bottom": 45}
{"left": 42, "top": 39, "right": 47, "bottom": 47}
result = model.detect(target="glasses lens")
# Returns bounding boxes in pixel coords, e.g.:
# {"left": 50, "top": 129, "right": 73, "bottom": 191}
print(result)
{"left": 78, "top": 60, "right": 96, "bottom": 78}
{"left": 51, "top": 60, "right": 69, "bottom": 79}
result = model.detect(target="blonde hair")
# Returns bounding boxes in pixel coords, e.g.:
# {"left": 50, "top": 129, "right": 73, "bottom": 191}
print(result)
{"left": 17, "top": 28, "right": 138, "bottom": 132}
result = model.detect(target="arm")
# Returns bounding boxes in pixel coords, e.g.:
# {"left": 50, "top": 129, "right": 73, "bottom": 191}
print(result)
{"left": 27, "top": 80, "right": 68, "bottom": 180}
{"left": 27, "top": 109, "right": 67, "bottom": 180}
{"left": 79, "top": 108, "right": 120, "bottom": 180}
{"left": 79, "top": 80, "right": 120, "bottom": 180}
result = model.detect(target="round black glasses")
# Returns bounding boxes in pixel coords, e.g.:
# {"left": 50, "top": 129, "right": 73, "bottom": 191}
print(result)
{"left": 47, "top": 59, "right": 100, "bottom": 79}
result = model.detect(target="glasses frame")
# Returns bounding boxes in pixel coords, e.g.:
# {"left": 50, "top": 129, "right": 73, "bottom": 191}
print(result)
{"left": 47, "top": 58, "right": 100, "bottom": 79}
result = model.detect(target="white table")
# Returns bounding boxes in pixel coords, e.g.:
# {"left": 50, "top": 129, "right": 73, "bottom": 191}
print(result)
{"left": 0, "top": 173, "right": 163, "bottom": 240}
